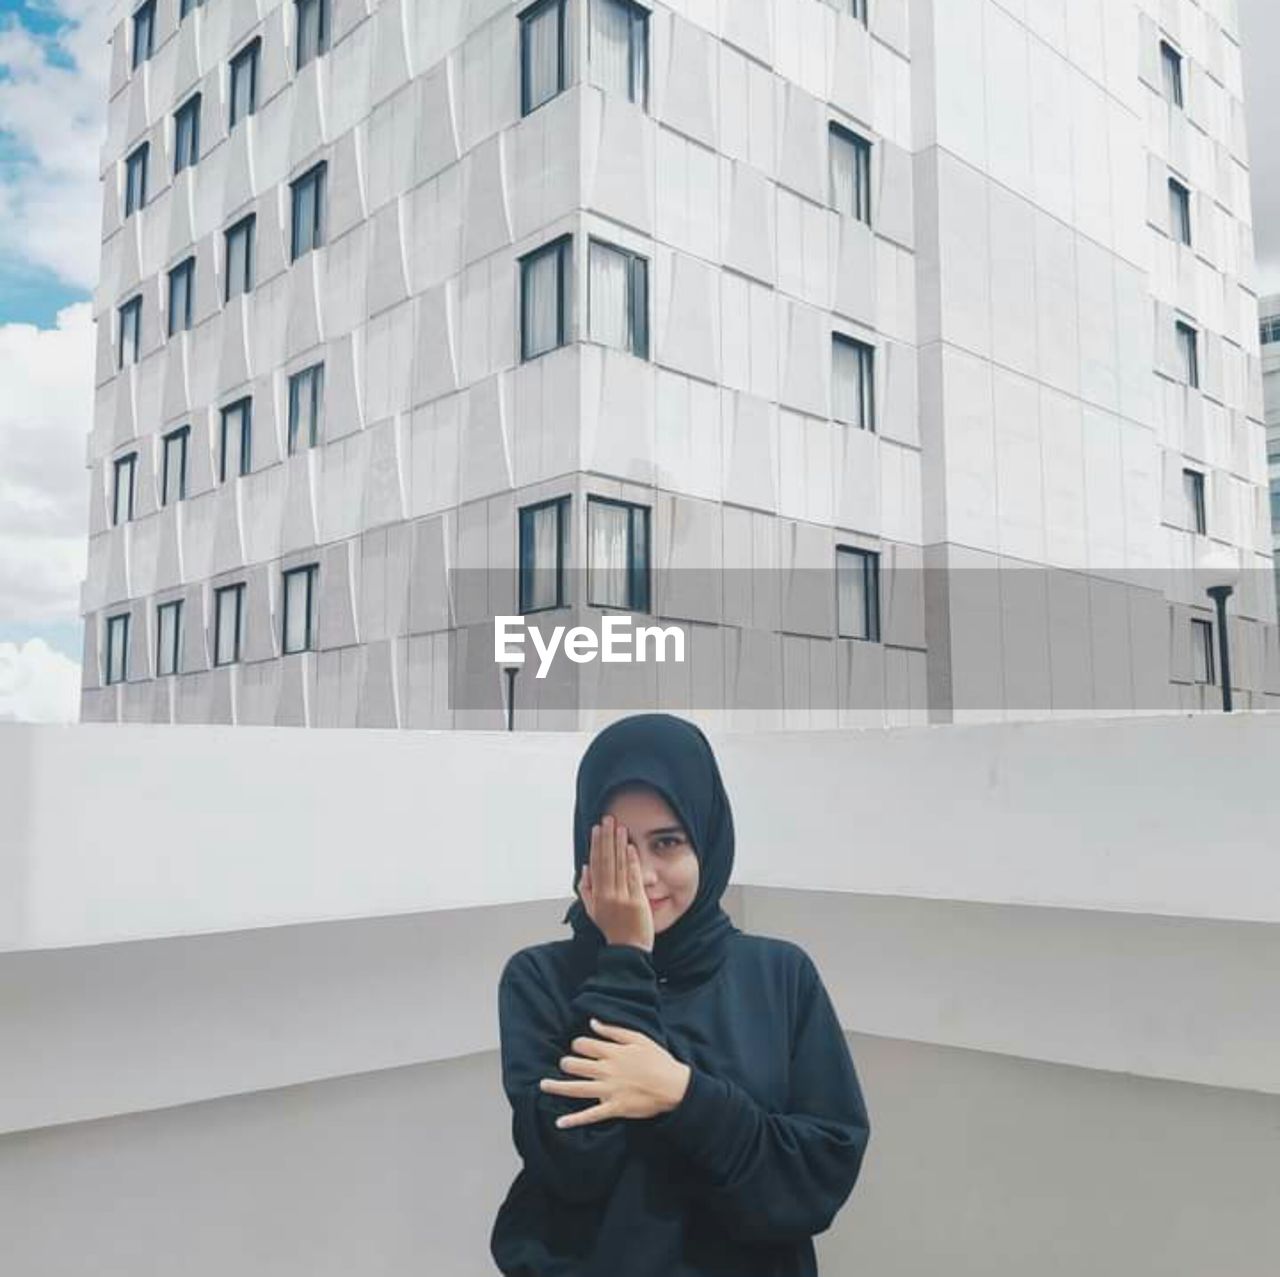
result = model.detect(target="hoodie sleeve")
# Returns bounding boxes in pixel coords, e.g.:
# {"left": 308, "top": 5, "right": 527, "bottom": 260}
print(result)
{"left": 497, "top": 943, "right": 670, "bottom": 1205}
{"left": 648, "top": 952, "right": 870, "bottom": 1244}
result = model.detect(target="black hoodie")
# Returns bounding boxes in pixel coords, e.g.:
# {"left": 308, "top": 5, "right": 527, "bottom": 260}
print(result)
{"left": 490, "top": 713, "right": 871, "bottom": 1276}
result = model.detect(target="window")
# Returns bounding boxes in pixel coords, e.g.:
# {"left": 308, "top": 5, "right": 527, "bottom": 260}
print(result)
{"left": 1191, "top": 617, "right": 1214, "bottom": 685}
{"left": 1260, "top": 316, "right": 1280, "bottom": 346}
{"left": 1182, "top": 468, "right": 1206, "bottom": 535}
{"left": 519, "top": 496, "right": 570, "bottom": 613}
{"left": 521, "top": 0, "right": 567, "bottom": 116}
{"left": 833, "top": 333, "right": 875, "bottom": 431}
{"left": 229, "top": 40, "right": 260, "bottom": 129}
{"left": 1160, "top": 40, "right": 1183, "bottom": 109}
{"left": 162, "top": 426, "right": 189, "bottom": 506}
{"left": 521, "top": 236, "right": 571, "bottom": 360}
{"left": 587, "top": 496, "right": 649, "bottom": 611}
{"left": 112, "top": 452, "right": 138, "bottom": 526}
{"left": 105, "top": 613, "right": 131, "bottom": 685}
{"left": 118, "top": 296, "right": 142, "bottom": 369}
{"left": 174, "top": 95, "right": 201, "bottom": 174}
{"left": 1168, "top": 177, "right": 1191, "bottom": 246}
{"left": 168, "top": 257, "right": 195, "bottom": 336}
{"left": 589, "top": 240, "right": 648, "bottom": 358}
{"left": 219, "top": 398, "right": 252, "bottom": 482}
{"left": 213, "top": 583, "right": 245, "bottom": 666}
{"left": 132, "top": 1, "right": 155, "bottom": 70}
{"left": 1175, "top": 321, "right": 1199, "bottom": 388}
{"left": 290, "top": 162, "right": 327, "bottom": 261}
{"left": 156, "top": 600, "right": 183, "bottom": 677}
{"left": 1270, "top": 489, "right": 1280, "bottom": 527}
{"left": 124, "top": 143, "right": 149, "bottom": 217}
{"left": 282, "top": 564, "right": 319, "bottom": 654}
{"left": 829, "top": 123, "right": 872, "bottom": 224}
{"left": 224, "top": 214, "right": 256, "bottom": 301}
{"left": 179, "top": 0, "right": 205, "bottom": 18}
{"left": 287, "top": 363, "right": 324, "bottom": 454}
{"left": 822, "top": 0, "right": 868, "bottom": 26}
{"left": 837, "top": 546, "right": 881, "bottom": 641}
{"left": 295, "top": 0, "right": 330, "bottom": 70}
{"left": 590, "top": 0, "right": 648, "bottom": 107}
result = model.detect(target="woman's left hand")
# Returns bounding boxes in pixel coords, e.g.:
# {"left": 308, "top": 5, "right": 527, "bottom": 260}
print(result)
{"left": 541, "top": 1018, "right": 692, "bottom": 1128}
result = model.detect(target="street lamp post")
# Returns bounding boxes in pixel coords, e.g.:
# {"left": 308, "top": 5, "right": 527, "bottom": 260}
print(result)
{"left": 1205, "top": 585, "right": 1234, "bottom": 713}
{"left": 503, "top": 665, "right": 520, "bottom": 731}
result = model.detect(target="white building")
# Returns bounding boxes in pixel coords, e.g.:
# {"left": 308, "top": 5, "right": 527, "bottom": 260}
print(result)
{"left": 79, "top": 0, "right": 1280, "bottom": 729}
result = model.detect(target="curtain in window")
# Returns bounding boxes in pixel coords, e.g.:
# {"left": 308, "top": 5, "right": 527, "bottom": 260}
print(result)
{"left": 222, "top": 404, "right": 249, "bottom": 478}
{"left": 107, "top": 616, "right": 129, "bottom": 683}
{"left": 215, "top": 589, "right": 240, "bottom": 665}
{"left": 522, "top": 505, "right": 561, "bottom": 611}
{"left": 830, "top": 132, "right": 856, "bottom": 215}
{"left": 227, "top": 229, "right": 246, "bottom": 298}
{"left": 1191, "top": 620, "right": 1213, "bottom": 684}
{"left": 524, "top": 3, "right": 561, "bottom": 112}
{"left": 837, "top": 551, "right": 870, "bottom": 640}
{"left": 163, "top": 433, "right": 186, "bottom": 504}
{"left": 523, "top": 247, "right": 562, "bottom": 358}
{"left": 158, "top": 603, "right": 181, "bottom": 676}
{"left": 284, "top": 572, "right": 311, "bottom": 653}
{"left": 833, "top": 337, "right": 873, "bottom": 429}
{"left": 591, "top": 0, "right": 632, "bottom": 97}
{"left": 589, "top": 502, "right": 630, "bottom": 607}
{"left": 589, "top": 241, "right": 631, "bottom": 350}
{"left": 297, "top": 0, "right": 322, "bottom": 68}
{"left": 231, "top": 54, "right": 254, "bottom": 124}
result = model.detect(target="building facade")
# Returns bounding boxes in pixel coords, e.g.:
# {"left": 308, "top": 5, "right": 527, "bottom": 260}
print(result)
{"left": 79, "top": 0, "right": 1279, "bottom": 729}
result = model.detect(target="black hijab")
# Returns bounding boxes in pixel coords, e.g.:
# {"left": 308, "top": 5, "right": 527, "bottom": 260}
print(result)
{"left": 562, "top": 712, "right": 741, "bottom": 990}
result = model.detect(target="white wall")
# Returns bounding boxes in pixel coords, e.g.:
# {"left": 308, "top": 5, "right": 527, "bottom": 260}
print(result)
{"left": 1, "top": 715, "right": 1278, "bottom": 1272}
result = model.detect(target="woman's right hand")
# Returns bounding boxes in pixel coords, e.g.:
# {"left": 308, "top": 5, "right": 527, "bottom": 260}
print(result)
{"left": 578, "top": 814, "right": 654, "bottom": 953}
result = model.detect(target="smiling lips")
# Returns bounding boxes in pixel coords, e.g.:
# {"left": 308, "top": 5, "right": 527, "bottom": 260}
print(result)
{"left": 648, "top": 897, "right": 669, "bottom": 907}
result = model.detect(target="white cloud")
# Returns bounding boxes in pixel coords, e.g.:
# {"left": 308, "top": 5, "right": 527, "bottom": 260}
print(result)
{"left": 0, "top": 302, "right": 94, "bottom": 627}
{"left": 0, "top": 1, "right": 112, "bottom": 289}
{"left": 0, "top": 637, "right": 81, "bottom": 723}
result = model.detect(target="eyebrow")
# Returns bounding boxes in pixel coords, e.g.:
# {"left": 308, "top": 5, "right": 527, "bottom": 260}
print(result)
{"left": 644, "top": 826, "right": 687, "bottom": 838}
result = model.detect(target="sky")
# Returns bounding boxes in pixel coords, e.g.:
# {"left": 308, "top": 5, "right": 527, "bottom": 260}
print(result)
{"left": 0, "top": 1, "right": 1278, "bottom": 722}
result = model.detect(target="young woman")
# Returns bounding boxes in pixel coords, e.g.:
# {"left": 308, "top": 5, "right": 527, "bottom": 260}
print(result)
{"left": 490, "top": 712, "right": 871, "bottom": 1276}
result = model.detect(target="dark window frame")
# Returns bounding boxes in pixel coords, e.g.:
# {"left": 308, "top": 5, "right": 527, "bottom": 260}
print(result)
{"left": 173, "top": 94, "right": 202, "bottom": 174}
{"left": 281, "top": 563, "right": 319, "bottom": 654}
{"left": 1176, "top": 320, "right": 1199, "bottom": 389}
{"left": 519, "top": 234, "right": 573, "bottom": 362}
{"left": 105, "top": 612, "right": 131, "bottom": 685}
{"left": 287, "top": 362, "right": 325, "bottom": 454}
{"left": 836, "top": 545, "right": 882, "bottom": 642}
{"left": 1168, "top": 176, "right": 1192, "bottom": 246}
{"left": 520, "top": 0, "right": 568, "bottom": 117}
{"left": 118, "top": 295, "right": 143, "bottom": 369}
{"left": 829, "top": 121, "right": 872, "bottom": 225}
{"left": 213, "top": 582, "right": 246, "bottom": 667}
{"left": 1160, "top": 39, "right": 1184, "bottom": 109}
{"left": 289, "top": 161, "right": 328, "bottom": 262}
{"left": 124, "top": 142, "right": 149, "bottom": 217}
{"left": 590, "top": 0, "right": 649, "bottom": 108}
{"left": 586, "top": 494, "right": 650, "bottom": 613}
{"left": 1182, "top": 467, "right": 1206, "bottom": 536}
{"left": 156, "top": 598, "right": 184, "bottom": 677}
{"left": 832, "top": 332, "right": 876, "bottom": 432}
{"left": 162, "top": 425, "right": 190, "bottom": 506}
{"left": 131, "top": 0, "right": 155, "bottom": 70}
{"left": 112, "top": 451, "right": 138, "bottom": 527}
{"left": 1191, "top": 616, "right": 1215, "bottom": 685}
{"left": 219, "top": 397, "right": 253, "bottom": 482}
{"left": 587, "top": 236, "right": 649, "bottom": 359}
{"left": 224, "top": 213, "right": 256, "bottom": 302}
{"left": 167, "top": 257, "right": 195, "bottom": 336}
{"left": 295, "top": 0, "right": 331, "bottom": 71}
{"left": 518, "top": 495, "right": 571, "bottom": 614}
{"left": 229, "top": 38, "right": 261, "bottom": 129}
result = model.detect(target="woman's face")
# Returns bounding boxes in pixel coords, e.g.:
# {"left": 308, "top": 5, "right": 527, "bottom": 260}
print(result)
{"left": 601, "top": 784, "right": 700, "bottom": 933}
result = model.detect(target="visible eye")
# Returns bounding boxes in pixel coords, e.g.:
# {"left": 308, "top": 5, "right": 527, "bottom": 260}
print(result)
{"left": 654, "top": 834, "right": 686, "bottom": 852}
